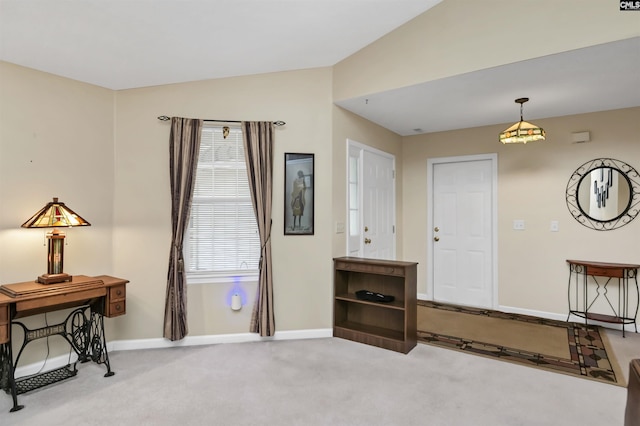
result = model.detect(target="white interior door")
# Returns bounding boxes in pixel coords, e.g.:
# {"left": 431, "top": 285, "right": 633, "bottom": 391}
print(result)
{"left": 362, "top": 150, "right": 395, "bottom": 259}
{"left": 347, "top": 140, "right": 396, "bottom": 259}
{"left": 347, "top": 144, "right": 362, "bottom": 256}
{"left": 428, "top": 154, "right": 496, "bottom": 308}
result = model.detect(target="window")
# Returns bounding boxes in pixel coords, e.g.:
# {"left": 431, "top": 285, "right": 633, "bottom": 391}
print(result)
{"left": 185, "top": 124, "right": 260, "bottom": 283}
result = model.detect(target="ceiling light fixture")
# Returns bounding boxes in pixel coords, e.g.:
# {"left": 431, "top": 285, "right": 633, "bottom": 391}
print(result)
{"left": 499, "top": 97, "right": 545, "bottom": 144}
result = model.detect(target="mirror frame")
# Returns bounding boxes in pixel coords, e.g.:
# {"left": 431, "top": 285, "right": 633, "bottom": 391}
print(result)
{"left": 566, "top": 158, "right": 640, "bottom": 231}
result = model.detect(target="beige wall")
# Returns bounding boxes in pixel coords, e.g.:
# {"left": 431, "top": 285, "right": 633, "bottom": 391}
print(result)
{"left": 334, "top": 0, "right": 640, "bottom": 101}
{"left": 0, "top": 63, "right": 337, "bottom": 358}
{"left": 331, "top": 106, "right": 404, "bottom": 258}
{"left": 0, "top": 62, "right": 115, "bottom": 283}
{"left": 402, "top": 107, "right": 640, "bottom": 316}
{"left": 113, "top": 68, "right": 335, "bottom": 338}
{"left": 1, "top": 0, "right": 639, "bottom": 359}
{"left": 0, "top": 59, "right": 404, "bottom": 352}
{"left": 0, "top": 61, "right": 115, "bottom": 362}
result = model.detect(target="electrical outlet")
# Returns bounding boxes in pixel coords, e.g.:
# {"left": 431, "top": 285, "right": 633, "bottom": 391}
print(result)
{"left": 513, "top": 220, "right": 525, "bottom": 230}
{"left": 550, "top": 220, "right": 559, "bottom": 232}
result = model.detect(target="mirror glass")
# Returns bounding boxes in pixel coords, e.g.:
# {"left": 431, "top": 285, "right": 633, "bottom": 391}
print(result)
{"left": 566, "top": 158, "right": 639, "bottom": 231}
{"left": 576, "top": 167, "right": 631, "bottom": 222}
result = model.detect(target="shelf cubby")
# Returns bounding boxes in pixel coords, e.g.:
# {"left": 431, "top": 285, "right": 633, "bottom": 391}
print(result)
{"left": 333, "top": 257, "right": 417, "bottom": 354}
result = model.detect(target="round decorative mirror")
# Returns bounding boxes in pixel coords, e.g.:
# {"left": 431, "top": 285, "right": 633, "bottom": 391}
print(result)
{"left": 566, "top": 158, "right": 640, "bottom": 230}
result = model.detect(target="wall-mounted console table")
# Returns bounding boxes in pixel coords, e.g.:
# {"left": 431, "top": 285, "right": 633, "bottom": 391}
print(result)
{"left": 0, "top": 275, "right": 128, "bottom": 412}
{"left": 566, "top": 259, "right": 639, "bottom": 337}
{"left": 333, "top": 257, "right": 417, "bottom": 354}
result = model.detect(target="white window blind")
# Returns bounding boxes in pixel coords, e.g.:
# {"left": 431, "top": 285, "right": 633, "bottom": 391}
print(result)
{"left": 185, "top": 125, "right": 260, "bottom": 281}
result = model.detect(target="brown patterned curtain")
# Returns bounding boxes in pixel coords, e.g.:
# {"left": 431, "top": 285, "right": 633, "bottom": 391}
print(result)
{"left": 242, "top": 121, "right": 275, "bottom": 336}
{"left": 164, "top": 117, "right": 202, "bottom": 341}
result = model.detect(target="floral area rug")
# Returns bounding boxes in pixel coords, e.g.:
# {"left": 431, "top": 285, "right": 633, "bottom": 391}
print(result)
{"left": 417, "top": 300, "right": 625, "bottom": 386}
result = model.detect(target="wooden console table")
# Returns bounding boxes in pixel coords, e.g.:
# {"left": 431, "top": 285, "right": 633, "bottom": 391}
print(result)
{"left": 566, "top": 260, "right": 639, "bottom": 337}
{"left": 0, "top": 275, "right": 128, "bottom": 412}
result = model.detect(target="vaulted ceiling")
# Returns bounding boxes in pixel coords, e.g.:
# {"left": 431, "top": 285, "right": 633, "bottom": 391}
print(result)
{"left": 1, "top": 0, "right": 638, "bottom": 135}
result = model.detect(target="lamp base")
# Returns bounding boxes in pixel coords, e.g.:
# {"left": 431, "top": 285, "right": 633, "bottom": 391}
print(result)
{"left": 37, "top": 273, "right": 72, "bottom": 285}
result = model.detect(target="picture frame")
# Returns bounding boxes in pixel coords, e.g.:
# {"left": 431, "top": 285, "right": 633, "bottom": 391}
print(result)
{"left": 284, "top": 153, "right": 314, "bottom": 235}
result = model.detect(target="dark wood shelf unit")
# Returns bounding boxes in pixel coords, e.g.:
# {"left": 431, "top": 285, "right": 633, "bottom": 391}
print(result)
{"left": 334, "top": 293, "right": 405, "bottom": 310}
{"left": 333, "top": 256, "right": 417, "bottom": 354}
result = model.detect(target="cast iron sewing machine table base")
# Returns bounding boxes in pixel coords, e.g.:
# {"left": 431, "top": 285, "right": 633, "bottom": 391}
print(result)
{"left": 0, "top": 275, "right": 128, "bottom": 412}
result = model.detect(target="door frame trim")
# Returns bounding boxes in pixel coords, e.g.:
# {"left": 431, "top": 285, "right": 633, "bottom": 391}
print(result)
{"left": 346, "top": 139, "right": 396, "bottom": 258}
{"left": 426, "top": 153, "right": 498, "bottom": 308}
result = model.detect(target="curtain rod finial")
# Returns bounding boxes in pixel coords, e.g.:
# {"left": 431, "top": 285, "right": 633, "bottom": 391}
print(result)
{"left": 158, "top": 115, "right": 170, "bottom": 121}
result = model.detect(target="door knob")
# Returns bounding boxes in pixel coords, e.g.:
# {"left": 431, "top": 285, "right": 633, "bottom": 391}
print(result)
{"left": 434, "top": 236, "right": 440, "bottom": 242}
{"left": 364, "top": 238, "right": 371, "bottom": 244}
{"left": 434, "top": 227, "right": 439, "bottom": 232}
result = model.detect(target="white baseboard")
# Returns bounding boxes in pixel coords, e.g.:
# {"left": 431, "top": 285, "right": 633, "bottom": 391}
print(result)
{"left": 110, "top": 327, "right": 333, "bottom": 351}
{"left": 497, "top": 305, "right": 567, "bottom": 322}
{"left": 417, "top": 296, "right": 635, "bottom": 333}
{"left": 14, "top": 354, "right": 80, "bottom": 378}
{"left": 499, "top": 305, "right": 634, "bottom": 332}
{"left": 14, "top": 304, "right": 635, "bottom": 378}
{"left": 418, "top": 295, "right": 568, "bottom": 322}
{"left": 14, "top": 328, "right": 333, "bottom": 377}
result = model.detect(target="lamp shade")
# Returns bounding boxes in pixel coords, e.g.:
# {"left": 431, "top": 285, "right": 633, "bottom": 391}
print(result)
{"left": 499, "top": 97, "right": 545, "bottom": 144}
{"left": 499, "top": 120, "right": 546, "bottom": 144}
{"left": 21, "top": 197, "right": 91, "bottom": 228}
{"left": 21, "top": 197, "right": 90, "bottom": 284}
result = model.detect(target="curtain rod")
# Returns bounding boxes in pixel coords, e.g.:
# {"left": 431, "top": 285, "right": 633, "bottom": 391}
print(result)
{"left": 157, "top": 115, "right": 285, "bottom": 126}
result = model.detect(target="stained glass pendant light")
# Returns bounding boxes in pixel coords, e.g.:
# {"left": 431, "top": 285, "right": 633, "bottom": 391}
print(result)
{"left": 21, "top": 197, "right": 91, "bottom": 284}
{"left": 499, "top": 97, "right": 546, "bottom": 144}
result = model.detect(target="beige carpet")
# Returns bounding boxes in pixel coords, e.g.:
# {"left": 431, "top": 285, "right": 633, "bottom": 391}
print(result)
{"left": 417, "top": 300, "right": 625, "bottom": 386}
{"left": 1, "top": 338, "right": 630, "bottom": 425}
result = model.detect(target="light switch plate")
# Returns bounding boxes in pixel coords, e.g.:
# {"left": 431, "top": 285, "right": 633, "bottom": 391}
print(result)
{"left": 513, "top": 220, "right": 525, "bottom": 230}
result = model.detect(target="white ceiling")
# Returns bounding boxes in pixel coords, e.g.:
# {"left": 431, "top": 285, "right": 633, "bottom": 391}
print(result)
{"left": 0, "top": 0, "right": 442, "bottom": 89}
{"left": 1, "top": 0, "right": 638, "bottom": 136}
{"left": 336, "top": 37, "right": 640, "bottom": 135}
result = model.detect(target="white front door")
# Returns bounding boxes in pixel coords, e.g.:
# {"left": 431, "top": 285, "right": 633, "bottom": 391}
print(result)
{"left": 429, "top": 154, "right": 496, "bottom": 308}
{"left": 347, "top": 140, "right": 396, "bottom": 259}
